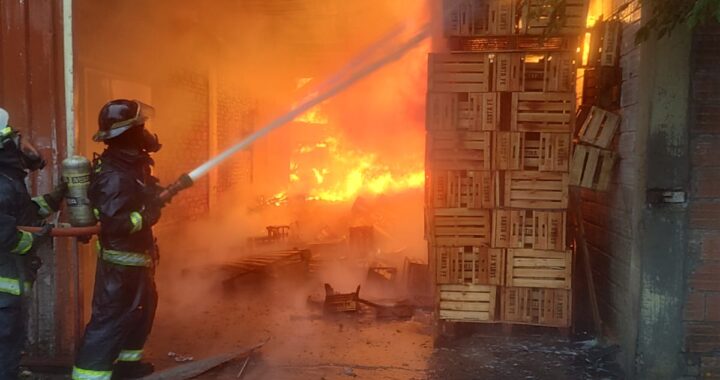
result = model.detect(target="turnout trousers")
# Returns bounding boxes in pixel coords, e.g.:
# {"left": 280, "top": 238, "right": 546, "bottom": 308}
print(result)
{"left": 0, "top": 292, "right": 25, "bottom": 380}
{"left": 73, "top": 259, "right": 157, "bottom": 380}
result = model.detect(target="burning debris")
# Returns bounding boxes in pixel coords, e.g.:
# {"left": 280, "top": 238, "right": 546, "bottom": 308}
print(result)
{"left": 324, "top": 284, "right": 362, "bottom": 314}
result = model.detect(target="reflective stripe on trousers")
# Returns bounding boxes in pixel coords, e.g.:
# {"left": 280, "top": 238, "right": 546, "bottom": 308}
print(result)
{"left": 10, "top": 231, "right": 33, "bottom": 255}
{"left": 0, "top": 276, "right": 32, "bottom": 296}
{"left": 117, "top": 349, "right": 143, "bottom": 362}
{"left": 71, "top": 367, "right": 112, "bottom": 380}
{"left": 96, "top": 242, "right": 152, "bottom": 267}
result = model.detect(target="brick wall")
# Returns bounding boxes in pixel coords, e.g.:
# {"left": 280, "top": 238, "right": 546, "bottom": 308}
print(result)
{"left": 216, "top": 80, "right": 256, "bottom": 195}
{"left": 685, "top": 23, "right": 720, "bottom": 379}
{"left": 154, "top": 70, "right": 210, "bottom": 224}
{"left": 579, "top": 0, "right": 643, "bottom": 365}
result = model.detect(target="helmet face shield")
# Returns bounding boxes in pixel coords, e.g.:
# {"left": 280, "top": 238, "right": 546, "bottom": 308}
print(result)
{"left": 94, "top": 99, "right": 156, "bottom": 142}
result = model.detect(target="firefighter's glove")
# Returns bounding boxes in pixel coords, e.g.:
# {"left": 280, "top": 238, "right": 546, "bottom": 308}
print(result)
{"left": 141, "top": 205, "right": 162, "bottom": 227}
{"left": 31, "top": 224, "right": 54, "bottom": 247}
{"left": 44, "top": 180, "right": 68, "bottom": 211}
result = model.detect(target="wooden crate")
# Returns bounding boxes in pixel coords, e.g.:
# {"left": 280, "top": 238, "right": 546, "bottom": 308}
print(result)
{"left": 435, "top": 246, "right": 505, "bottom": 285}
{"left": 427, "top": 131, "right": 492, "bottom": 170}
{"left": 429, "top": 170, "right": 494, "bottom": 209}
{"left": 522, "top": 52, "right": 576, "bottom": 92}
{"left": 428, "top": 208, "right": 492, "bottom": 246}
{"left": 438, "top": 284, "right": 498, "bottom": 322}
{"left": 426, "top": 92, "right": 499, "bottom": 132}
{"left": 494, "top": 132, "right": 570, "bottom": 171}
{"left": 429, "top": 53, "right": 491, "bottom": 93}
{"left": 501, "top": 287, "right": 571, "bottom": 327}
{"left": 577, "top": 106, "right": 620, "bottom": 149}
{"left": 444, "top": 0, "right": 516, "bottom": 36}
{"left": 448, "top": 35, "right": 577, "bottom": 52}
{"left": 506, "top": 249, "right": 572, "bottom": 289}
{"left": 495, "top": 53, "right": 524, "bottom": 92}
{"left": 520, "top": 0, "right": 588, "bottom": 36}
{"left": 601, "top": 19, "right": 621, "bottom": 67}
{"left": 495, "top": 171, "right": 569, "bottom": 209}
{"left": 511, "top": 92, "right": 575, "bottom": 133}
{"left": 569, "top": 144, "right": 616, "bottom": 191}
{"left": 492, "top": 210, "right": 566, "bottom": 250}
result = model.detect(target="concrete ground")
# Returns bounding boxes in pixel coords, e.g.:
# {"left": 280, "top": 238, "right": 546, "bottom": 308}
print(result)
{"left": 25, "top": 263, "right": 623, "bottom": 380}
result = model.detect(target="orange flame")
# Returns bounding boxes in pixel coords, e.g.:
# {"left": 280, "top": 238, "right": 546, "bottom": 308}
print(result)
{"left": 288, "top": 136, "right": 424, "bottom": 203}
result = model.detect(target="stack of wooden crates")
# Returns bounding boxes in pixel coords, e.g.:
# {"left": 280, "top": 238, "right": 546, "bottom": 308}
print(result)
{"left": 426, "top": 0, "right": 588, "bottom": 329}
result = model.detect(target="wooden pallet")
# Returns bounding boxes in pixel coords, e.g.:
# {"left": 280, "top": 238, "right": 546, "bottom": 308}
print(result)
{"left": 577, "top": 106, "right": 620, "bottom": 149}
{"left": 429, "top": 170, "right": 494, "bottom": 209}
{"left": 435, "top": 246, "right": 505, "bottom": 285}
{"left": 426, "top": 92, "right": 499, "bottom": 131}
{"left": 444, "top": 0, "right": 516, "bottom": 37}
{"left": 427, "top": 131, "right": 492, "bottom": 170}
{"left": 448, "top": 35, "right": 577, "bottom": 52}
{"left": 428, "top": 208, "right": 492, "bottom": 246}
{"left": 501, "top": 287, "right": 572, "bottom": 327}
{"left": 520, "top": 0, "right": 588, "bottom": 36}
{"left": 569, "top": 144, "right": 616, "bottom": 191}
{"left": 494, "top": 132, "right": 570, "bottom": 171}
{"left": 495, "top": 171, "right": 569, "bottom": 209}
{"left": 492, "top": 210, "right": 566, "bottom": 250}
{"left": 511, "top": 92, "right": 575, "bottom": 132}
{"left": 428, "top": 53, "right": 491, "bottom": 93}
{"left": 438, "top": 284, "right": 498, "bottom": 322}
{"left": 506, "top": 249, "right": 572, "bottom": 289}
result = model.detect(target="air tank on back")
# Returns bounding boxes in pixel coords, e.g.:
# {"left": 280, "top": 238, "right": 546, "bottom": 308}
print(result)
{"left": 62, "top": 155, "right": 96, "bottom": 227}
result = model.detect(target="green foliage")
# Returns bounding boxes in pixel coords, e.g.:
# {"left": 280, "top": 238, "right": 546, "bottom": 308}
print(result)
{"left": 636, "top": 0, "right": 720, "bottom": 43}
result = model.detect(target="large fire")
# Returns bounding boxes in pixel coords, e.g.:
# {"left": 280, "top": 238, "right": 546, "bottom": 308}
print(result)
{"left": 288, "top": 135, "right": 425, "bottom": 203}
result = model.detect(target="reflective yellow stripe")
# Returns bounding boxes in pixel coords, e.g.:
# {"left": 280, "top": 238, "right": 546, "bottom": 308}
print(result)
{"left": 96, "top": 243, "right": 152, "bottom": 267}
{"left": 0, "top": 276, "right": 32, "bottom": 296}
{"left": 129, "top": 211, "right": 143, "bottom": 234}
{"left": 0, "top": 126, "right": 11, "bottom": 137}
{"left": 93, "top": 208, "right": 100, "bottom": 219}
{"left": 11, "top": 231, "right": 33, "bottom": 255}
{"left": 117, "top": 349, "right": 143, "bottom": 362}
{"left": 33, "top": 196, "right": 53, "bottom": 218}
{"left": 72, "top": 367, "right": 112, "bottom": 380}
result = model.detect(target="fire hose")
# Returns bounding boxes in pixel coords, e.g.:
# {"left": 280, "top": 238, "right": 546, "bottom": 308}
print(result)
{"left": 18, "top": 225, "right": 100, "bottom": 237}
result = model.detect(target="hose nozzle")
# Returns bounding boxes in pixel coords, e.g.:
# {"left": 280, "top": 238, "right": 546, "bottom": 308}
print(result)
{"left": 158, "top": 173, "right": 193, "bottom": 205}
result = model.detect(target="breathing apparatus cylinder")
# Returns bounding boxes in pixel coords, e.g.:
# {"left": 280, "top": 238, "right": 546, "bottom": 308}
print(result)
{"left": 62, "top": 156, "right": 96, "bottom": 227}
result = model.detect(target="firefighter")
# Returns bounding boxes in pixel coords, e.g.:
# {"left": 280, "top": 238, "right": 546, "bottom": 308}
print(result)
{"left": 72, "top": 99, "right": 163, "bottom": 380}
{"left": 0, "top": 107, "right": 66, "bottom": 379}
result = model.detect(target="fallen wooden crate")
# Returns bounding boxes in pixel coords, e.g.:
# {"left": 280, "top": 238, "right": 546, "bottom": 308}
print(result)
{"left": 438, "top": 284, "right": 498, "bottom": 322}
{"left": 519, "top": 0, "right": 588, "bottom": 36}
{"left": 494, "top": 132, "right": 570, "bottom": 171}
{"left": 569, "top": 144, "right": 616, "bottom": 191}
{"left": 324, "top": 284, "right": 361, "bottom": 313}
{"left": 501, "top": 287, "right": 572, "bottom": 327}
{"left": 492, "top": 210, "right": 566, "bottom": 251}
{"left": 428, "top": 170, "right": 494, "bottom": 209}
{"left": 435, "top": 245, "right": 505, "bottom": 285}
{"left": 427, "top": 131, "right": 492, "bottom": 170}
{"left": 495, "top": 171, "right": 569, "bottom": 209}
{"left": 506, "top": 249, "right": 572, "bottom": 289}
{"left": 577, "top": 106, "right": 620, "bottom": 149}
{"left": 511, "top": 92, "right": 576, "bottom": 133}
{"left": 428, "top": 53, "right": 491, "bottom": 93}
{"left": 427, "top": 208, "right": 492, "bottom": 246}
{"left": 426, "top": 92, "right": 499, "bottom": 132}
{"left": 444, "top": 0, "right": 516, "bottom": 37}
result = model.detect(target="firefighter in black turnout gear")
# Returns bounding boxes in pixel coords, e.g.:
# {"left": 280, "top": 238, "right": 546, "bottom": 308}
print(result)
{"left": 73, "top": 100, "right": 163, "bottom": 380}
{"left": 0, "top": 107, "right": 66, "bottom": 379}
